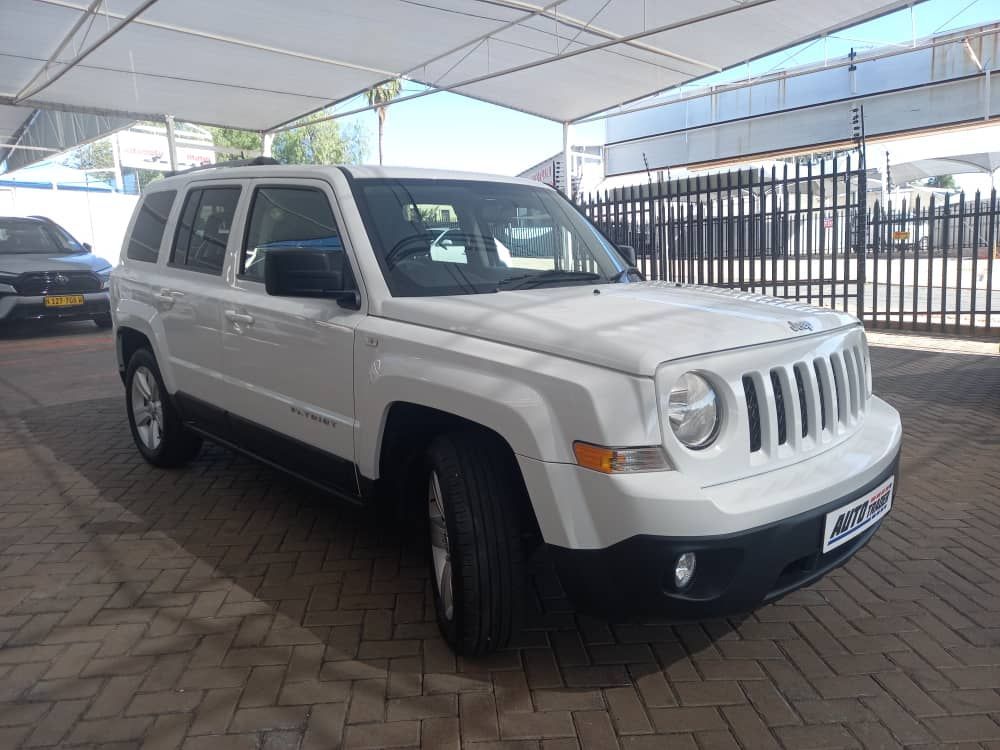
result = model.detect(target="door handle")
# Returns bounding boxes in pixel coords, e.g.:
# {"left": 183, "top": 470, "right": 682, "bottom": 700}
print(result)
{"left": 225, "top": 310, "right": 255, "bottom": 326}
{"left": 153, "top": 290, "right": 175, "bottom": 307}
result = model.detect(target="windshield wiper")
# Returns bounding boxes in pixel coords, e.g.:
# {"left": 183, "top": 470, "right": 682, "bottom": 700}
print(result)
{"left": 610, "top": 267, "right": 643, "bottom": 282}
{"left": 496, "top": 269, "right": 601, "bottom": 291}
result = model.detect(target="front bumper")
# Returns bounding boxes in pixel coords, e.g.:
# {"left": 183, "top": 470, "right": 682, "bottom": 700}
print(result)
{"left": 0, "top": 292, "right": 109, "bottom": 323}
{"left": 547, "top": 451, "right": 899, "bottom": 619}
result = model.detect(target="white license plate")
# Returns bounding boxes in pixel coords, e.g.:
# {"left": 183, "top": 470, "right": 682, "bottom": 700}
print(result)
{"left": 822, "top": 476, "right": 894, "bottom": 553}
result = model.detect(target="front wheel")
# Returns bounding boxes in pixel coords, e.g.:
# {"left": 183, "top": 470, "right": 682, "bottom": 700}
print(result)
{"left": 125, "top": 349, "right": 201, "bottom": 467}
{"left": 425, "top": 431, "right": 526, "bottom": 656}
{"left": 94, "top": 313, "right": 112, "bottom": 329}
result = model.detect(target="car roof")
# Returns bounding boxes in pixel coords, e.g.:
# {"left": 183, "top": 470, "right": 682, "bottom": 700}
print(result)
{"left": 0, "top": 216, "right": 46, "bottom": 223}
{"left": 149, "top": 163, "right": 547, "bottom": 191}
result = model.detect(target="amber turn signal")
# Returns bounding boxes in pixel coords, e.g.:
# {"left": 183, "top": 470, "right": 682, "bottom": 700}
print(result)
{"left": 572, "top": 441, "right": 671, "bottom": 474}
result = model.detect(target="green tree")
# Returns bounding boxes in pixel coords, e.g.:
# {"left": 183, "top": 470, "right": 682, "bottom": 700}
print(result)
{"left": 207, "top": 127, "right": 262, "bottom": 159}
{"left": 208, "top": 117, "right": 367, "bottom": 165}
{"left": 924, "top": 174, "right": 956, "bottom": 190}
{"left": 63, "top": 138, "right": 113, "bottom": 170}
{"left": 134, "top": 169, "right": 163, "bottom": 191}
{"left": 365, "top": 79, "right": 402, "bottom": 165}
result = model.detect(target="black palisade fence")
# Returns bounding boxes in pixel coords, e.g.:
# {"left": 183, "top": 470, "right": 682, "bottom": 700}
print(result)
{"left": 578, "top": 162, "right": 999, "bottom": 333}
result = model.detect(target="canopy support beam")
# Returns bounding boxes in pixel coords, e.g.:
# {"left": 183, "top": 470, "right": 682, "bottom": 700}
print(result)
{"left": 562, "top": 122, "right": 572, "bottom": 197}
{"left": 483, "top": 0, "right": 720, "bottom": 72}
{"left": 270, "top": 0, "right": 777, "bottom": 133}
{"left": 164, "top": 114, "right": 178, "bottom": 172}
{"left": 15, "top": 0, "right": 161, "bottom": 104}
{"left": 33, "top": 0, "right": 401, "bottom": 79}
{"left": 265, "top": 0, "right": 571, "bottom": 134}
{"left": 15, "top": 0, "right": 104, "bottom": 102}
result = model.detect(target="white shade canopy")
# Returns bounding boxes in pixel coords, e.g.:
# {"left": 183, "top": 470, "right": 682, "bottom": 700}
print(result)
{"left": 890, "top": 153, "right": 1000, "bottom": 185}
{"left": 2, "top": 0, "right": 914, "bottom": 140}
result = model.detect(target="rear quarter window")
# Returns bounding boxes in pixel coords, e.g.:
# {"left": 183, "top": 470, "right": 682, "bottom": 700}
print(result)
{"left": 127, "top": 190, "right": 177, "bottom": 262}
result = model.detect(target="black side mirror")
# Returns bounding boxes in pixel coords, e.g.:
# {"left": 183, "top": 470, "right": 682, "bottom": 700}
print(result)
{"left": 264, "top": 247, "right": 361, "bottom": 309}
{"left": 82, "top": 242, "right": 92, "bottom": 252}
{"left": 617, "top": 244, "right": 637, "bottom": 267}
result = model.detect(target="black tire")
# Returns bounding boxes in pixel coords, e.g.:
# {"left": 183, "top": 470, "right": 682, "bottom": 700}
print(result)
{"left": 94, "top": 314, "right": 113, "bottom": 329}
{"left": 125, "top": 348, "right": 201, "bottom": 467}
{"left": 424, "top": 430, "right": 526, "bottom": 656}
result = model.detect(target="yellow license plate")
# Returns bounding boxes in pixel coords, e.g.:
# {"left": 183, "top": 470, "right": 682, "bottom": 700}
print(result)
{"left": 44, "top": 295, "right": 85, "bottom": 307}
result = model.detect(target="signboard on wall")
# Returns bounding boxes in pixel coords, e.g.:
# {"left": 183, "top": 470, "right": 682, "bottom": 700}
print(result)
{"left": 117, "top": 131, "right": 214, "bottom": 171}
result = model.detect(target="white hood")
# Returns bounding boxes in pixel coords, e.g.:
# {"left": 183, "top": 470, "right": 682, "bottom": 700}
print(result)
{"left": 378, "top": 281, "right": 858, "bottom": 376}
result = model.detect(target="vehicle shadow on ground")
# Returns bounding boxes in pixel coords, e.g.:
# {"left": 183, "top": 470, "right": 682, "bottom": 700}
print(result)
{"left": 0, "top": 319, "right": 105, "bottom": 340}
{"left": 15, "top": 395, "right": 752, "bottom": 715}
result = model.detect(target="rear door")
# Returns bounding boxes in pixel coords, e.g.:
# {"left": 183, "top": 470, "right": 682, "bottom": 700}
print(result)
{"left": 157, "top": 181, "right": 245, "bottom": 419}
{"left": 217, "top": 178, "right": 363, "bottom": 494}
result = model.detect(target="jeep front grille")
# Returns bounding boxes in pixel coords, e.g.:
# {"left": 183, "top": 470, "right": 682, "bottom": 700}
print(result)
{"left": 743, "top": 343, "right": 868, "bottom": 454}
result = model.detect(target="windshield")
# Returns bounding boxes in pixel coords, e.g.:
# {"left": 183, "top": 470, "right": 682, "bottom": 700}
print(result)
{"left": 0, "top": 218, "right": 81, "bottom": 255}
{"left": 353, "top": 178, "right": 624, "bottom": 297}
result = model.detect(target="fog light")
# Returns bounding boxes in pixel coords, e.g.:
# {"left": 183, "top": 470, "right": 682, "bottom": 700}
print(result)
{"left": 674, "top": 552, "right": 696, "bottom": 589}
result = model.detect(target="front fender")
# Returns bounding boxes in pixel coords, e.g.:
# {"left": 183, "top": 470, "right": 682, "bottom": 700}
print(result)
{"left": 354, "top": 318, "right": 661, "bottom": 480}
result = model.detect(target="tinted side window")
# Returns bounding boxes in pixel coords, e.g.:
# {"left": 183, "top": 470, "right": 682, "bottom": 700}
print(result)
{"left": 171, "top": 187, "right": 241, "bottom": 274}
{"left": 241, "top": 187, "right": 342, "bottom": 282}
{"left": 127, "top": 190, "right": 176, "bottom": 262}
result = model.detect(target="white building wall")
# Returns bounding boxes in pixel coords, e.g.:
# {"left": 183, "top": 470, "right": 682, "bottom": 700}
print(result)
{"left": 0, "top": 186, "right": 137, "bottom": 266}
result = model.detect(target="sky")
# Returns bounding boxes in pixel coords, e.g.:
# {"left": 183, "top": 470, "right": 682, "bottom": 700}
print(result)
{"left": 327, "top": 0, "right": 998, "bottom": 176}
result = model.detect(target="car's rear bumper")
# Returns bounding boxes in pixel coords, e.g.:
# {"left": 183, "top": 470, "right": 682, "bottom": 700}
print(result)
{"left": 0, "top": 292, "right": 109, "bottom": 322}
{"left": 547, "top": 451, "right": 899, "bottom": 619}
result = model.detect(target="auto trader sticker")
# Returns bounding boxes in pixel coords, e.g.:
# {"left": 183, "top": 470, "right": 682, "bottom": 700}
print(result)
{"left": 822, "top": 476, "right": 894, "bottom": 554}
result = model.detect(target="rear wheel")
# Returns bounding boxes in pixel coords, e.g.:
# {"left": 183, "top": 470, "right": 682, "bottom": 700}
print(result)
{"left": 424, "top": 430, "right": 526, "bottom": 656}
{"left": 125, "top": 349, "right": 201, "bottom": 467}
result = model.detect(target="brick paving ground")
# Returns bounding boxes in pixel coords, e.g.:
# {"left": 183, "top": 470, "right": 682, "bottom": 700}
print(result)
{"left": 0, "top": 321, "right": 998, "bottom": 749}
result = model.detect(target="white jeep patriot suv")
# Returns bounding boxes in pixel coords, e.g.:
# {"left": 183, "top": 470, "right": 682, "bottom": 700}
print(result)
{"left": 111, "top": 161, "right": 902, "bottom": 655}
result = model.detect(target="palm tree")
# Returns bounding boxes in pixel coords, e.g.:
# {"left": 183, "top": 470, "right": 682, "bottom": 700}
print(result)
{"left": 365, "top": 79, "right": 402, "bottom": 166}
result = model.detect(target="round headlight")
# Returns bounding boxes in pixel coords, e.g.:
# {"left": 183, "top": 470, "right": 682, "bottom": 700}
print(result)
{"left": 667, "top": 372, "right": 720, "bottom": 449}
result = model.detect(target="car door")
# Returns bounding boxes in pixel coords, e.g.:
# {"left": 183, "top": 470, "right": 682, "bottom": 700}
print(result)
{"left": 157, "top": 181, "right": 245, "bottom": 424}
{"left": 217, "top": 178, "right": 363, "bottom": 495}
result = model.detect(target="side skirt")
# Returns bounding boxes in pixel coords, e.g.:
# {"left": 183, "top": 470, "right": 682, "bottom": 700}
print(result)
{"left": 174, "top": 392, "right": 367, "bottom": 506}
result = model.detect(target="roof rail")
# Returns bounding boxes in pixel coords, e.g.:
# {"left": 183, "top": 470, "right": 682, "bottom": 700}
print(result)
{"left": 166, "top": 156, "right": 279, "bottom": 177}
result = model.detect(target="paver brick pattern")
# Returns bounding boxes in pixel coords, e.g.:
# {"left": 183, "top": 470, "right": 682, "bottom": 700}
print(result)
{"left": 0, "top": 330, "right": 998, "bottom": 748}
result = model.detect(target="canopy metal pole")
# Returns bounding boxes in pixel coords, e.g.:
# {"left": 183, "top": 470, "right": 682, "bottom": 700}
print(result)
{"left": 111, "top": 131, "right": 123, "bottom": 193}
{"left": 562, "top": 122, "right": 572, "bottom": 197}
{"left": 14, "top": 0, "right": 104, "bottom": 101}
{"left": 14, "top": 0, "right": 161, "bottom": 104}
{"left": 262, "top": 133, "right": 274, "bottom": 158}
{"left": 165, "top": 115, "right": 178, "bottom": 172}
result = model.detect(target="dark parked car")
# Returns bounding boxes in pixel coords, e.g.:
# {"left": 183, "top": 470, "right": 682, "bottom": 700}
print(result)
{"left": 0, "top": 216, "right": 112, "bottom": 328}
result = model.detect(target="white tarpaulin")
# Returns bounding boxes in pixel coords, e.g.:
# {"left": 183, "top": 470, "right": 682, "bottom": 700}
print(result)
{"left": 2, "top": 0, "right": 916, "bottom": 139}
{"left": 890, "top": 153, "right": 1000, "bottom": 185}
